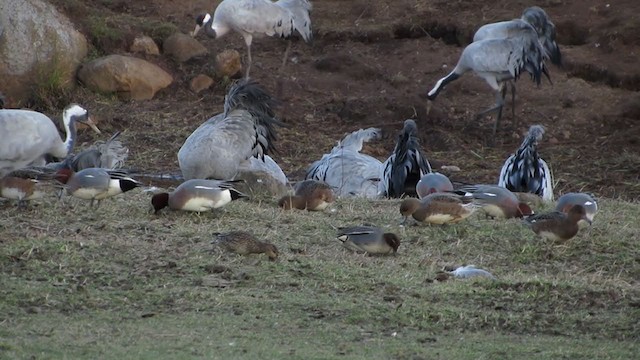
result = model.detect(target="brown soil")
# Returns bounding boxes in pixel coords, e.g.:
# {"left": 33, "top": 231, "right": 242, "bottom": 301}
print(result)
{"left": 47, "top": 0, "right": 640, "bottom": 199}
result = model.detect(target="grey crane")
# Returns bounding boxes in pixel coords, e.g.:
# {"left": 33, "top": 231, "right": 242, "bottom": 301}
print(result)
{"left": 46, "top": 131, "right": 129, "bottom": 172}
{"left": 192, "top": 0, "right": 313, "bottom": 78}
{"left": 378, "top": 120, "right": 432, "bottom": 198}
{"left": 0, "top": 104, "right": 101, "bottom": 177}
{"left": 474, "top": 6, "right": 561, "bottom": 66}
{"left": 426, "top": 22, "right": 548, "bottom": 137}
{"left": 305, "top": 127, "right": 383, "bottom": 198}
{"left": 498, "top": 125, "right": 554, "bottom": 202}
{"left": 471, "top": 6, "right": 561, "bottom": 123}
{"left": 178, "top": 79, "right": 283, "bottom": 181}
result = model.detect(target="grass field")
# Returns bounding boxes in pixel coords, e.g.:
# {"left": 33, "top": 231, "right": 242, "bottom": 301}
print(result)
{"left": 1, "top": 192, "right": 639, "bottom": 359}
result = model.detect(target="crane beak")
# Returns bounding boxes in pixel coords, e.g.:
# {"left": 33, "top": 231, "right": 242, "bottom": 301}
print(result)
{"left": 86, "top": 116, "right": 101, "bottom": 134}
{"left": 191, "top": 25, "right": 201, "bottom": 37}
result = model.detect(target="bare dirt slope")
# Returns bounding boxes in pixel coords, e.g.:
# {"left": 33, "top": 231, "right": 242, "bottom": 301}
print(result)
{"left": 48, "top": 0, "right": 640, "bottom": 199}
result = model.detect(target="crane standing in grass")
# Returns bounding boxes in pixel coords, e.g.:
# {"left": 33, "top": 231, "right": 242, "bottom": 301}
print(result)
{"left": 192, "top": 0, "right": 313, "bottom": 78}
{"left": 426, "top": 21, "right": 548, "bottom": 138}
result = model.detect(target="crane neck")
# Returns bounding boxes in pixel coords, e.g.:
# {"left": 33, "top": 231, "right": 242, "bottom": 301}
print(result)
{"left": 62, "top": 113, "right": 78, "bottom": 156}
{"left": 427, "top": 71, "right": 460, "bottom": 100}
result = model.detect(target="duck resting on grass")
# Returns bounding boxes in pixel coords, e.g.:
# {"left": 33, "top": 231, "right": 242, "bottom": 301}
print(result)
{"left": 278, "top": 179, "right": 335, "bottom": 211}
{"left": 56, "top": 167, "right": 142, "bottom": 208}
{"left": 212, "top": 231, "right": 279, "bottom": 260}
{"left": 400, "top": 193, "right": 479, "bottom": 225}
{"left": 523, "top": 204, "right": 590, "bottom": 242}
{"left": 151, "top": 179, "right": 247, "bottom": 214}
{"left": 336, "top": 226, "right": 401, "bottom": 255}
{"left": 555, "top": 192, "right": 597, "bottom": 228}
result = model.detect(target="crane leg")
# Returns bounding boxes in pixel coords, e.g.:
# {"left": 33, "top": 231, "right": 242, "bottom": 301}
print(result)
{"left": 492, "top": 85, "right": 509, "bottom": 137}
{"left": 280, "top": 40, "right": 292, "bottom": 73}
{"left": 245, "top": 45, "right": 252, "bottom": 79}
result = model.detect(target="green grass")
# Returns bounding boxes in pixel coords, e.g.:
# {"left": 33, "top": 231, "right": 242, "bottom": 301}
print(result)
{"left": 0, "top": 194, "right": 638, "bottom": 359}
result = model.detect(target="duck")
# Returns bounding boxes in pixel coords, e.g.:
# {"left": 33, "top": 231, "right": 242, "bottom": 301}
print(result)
{"left": 416, "top": 172, "right": 454, "bottom": 199}
{"left": 57, "top": 167, "right": 142, "bottom": 207}
{"left": 555, "top": 192, "right": 597, "bottom": 227}
{"left": 305, "top": 127, "right": 383, "bottom": 198}
{"left": 0, "top": 176, "right": 57, "bottom": 208}
{"left": 399, "top": 193, "right": 478, "bottom": 225}
{"left": 212, "top": 231, "right": 279, "bottom": 260}
{"left": 45, "top": 131, "right": 129, "bottom": 172}
{"left": 278, "top": 179, "right": 334, "bottom": 211}
{"left": 379, "top": 120, "right": 432, "bottom": 198}
{"left": 455, "top": 184, "right": 533, "bottom": 219}
{"left": 0, "top": 104, "right": 101, "bottom": 177}
{"left": 151, "top": 179, "right": 248, "bottom": 214}
{"left": 498, "top": 125, "right": 554, "bottom": 202}
{"left": 178, "top": 79, "right": 283, "bottom": 181}
{"left": 336, "top": 226, "right": 400, "bottom": 255}
{"left": 523, "top": 204, "right": 591, "bottom": 242}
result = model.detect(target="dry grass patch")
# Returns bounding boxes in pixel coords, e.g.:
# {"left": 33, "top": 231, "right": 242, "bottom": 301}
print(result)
{"left": 0, "top": 193, "right": 638, "bottom": 358}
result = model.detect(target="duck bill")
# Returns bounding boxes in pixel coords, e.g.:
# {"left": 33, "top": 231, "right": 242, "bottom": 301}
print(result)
{"left": 191, "top": 25, "right": 202, "bottom": 37}
{"left": 86, "top": 116, "right": 101, "bottom": 134}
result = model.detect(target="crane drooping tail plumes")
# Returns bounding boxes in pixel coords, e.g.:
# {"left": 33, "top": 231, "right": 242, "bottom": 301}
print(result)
{"left": 521, "top": 6, "right": 561, "bottom": 66}
{"left": 379, "top": 120, "right": 432, "bottom": 198}
{"left": 275, "top": 0, "right": 313, "bottom": 43}
{"left": 498, "top": 125, "right": 554, "bottom": 202}
{"left": 178, "top": 79, "right": 284, "bottom": 181}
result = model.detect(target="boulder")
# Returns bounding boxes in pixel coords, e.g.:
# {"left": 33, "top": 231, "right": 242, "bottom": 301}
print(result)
{"left": 216, "top": 49, "right": 242, "bottom": 78}
{"left": 77, "top": 55, "right": 173, "bottom": 100}
{"left": 130, "top": 35, "right": 160, "bottom": 55}
{"left": 163, "top": 33, "right": 208, "bottom": 62}
{"left": 190, "top": 74, "right": 214, "bottom": 94}
{"left": 0, "top": 0, "right": 88, "bottom": 103}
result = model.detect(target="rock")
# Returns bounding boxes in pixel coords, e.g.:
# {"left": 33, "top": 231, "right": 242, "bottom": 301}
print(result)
{"left": 77, "top": 55, "right": 173, "bottom": 100}
{"left": 163, "top": 33, "right": 208, "bottom": 62}
{"left": 130, "top": 35, "right": 160, "bottom": 55}
{"left": 216, "top": 49, "right": 242, "bottom": 78}
{"left": 0, "top": 0, "right": 88, "bottom": 102}
{"left": 190, "top": 74, "right": 214, "bottom": 94}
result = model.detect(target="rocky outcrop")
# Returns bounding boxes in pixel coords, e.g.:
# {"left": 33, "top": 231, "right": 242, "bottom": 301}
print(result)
{"left": 77, "top": 55, "right": 173, "bottom": 100}
{"left": 0, "top": 0, "right": 88, "bottom": 103}
{"left": 163, "top": 33, "right": 208, "bottom": 62}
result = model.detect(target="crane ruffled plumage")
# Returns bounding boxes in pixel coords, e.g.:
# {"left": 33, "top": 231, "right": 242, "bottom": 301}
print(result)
{"left": 305, "top": 127, "right": 382, "bottom": 198}
{"left": 178, "top": 79, "right": 283, "bottom": 181}
{"left": 498, "top": 125, "right": 554, "bottom": 202}
{"left": 379, "top": 120, "right": 432, "bottom": 198}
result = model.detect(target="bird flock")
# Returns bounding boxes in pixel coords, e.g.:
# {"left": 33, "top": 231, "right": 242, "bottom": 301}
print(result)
{"left": 0, "top": 3, "right": 598, "bottom": 265}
